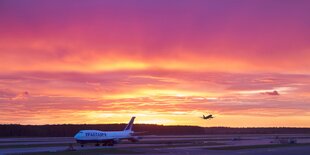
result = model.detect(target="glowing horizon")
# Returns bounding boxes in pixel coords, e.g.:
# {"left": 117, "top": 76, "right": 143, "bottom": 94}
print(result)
{"left": 0, "top": 0, "right": 310, "bottom": 127}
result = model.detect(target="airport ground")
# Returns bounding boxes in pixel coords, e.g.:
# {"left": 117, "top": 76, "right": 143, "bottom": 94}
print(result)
{"left": 0, "top": 134, "right": 310, "bottom": 155}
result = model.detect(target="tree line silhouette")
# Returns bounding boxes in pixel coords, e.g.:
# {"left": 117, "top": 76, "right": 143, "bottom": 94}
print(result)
{"left": 0, "top": 124, "right": 309, "bottom": 137}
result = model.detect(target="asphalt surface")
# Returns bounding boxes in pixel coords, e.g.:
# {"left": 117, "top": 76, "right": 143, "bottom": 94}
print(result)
{"left": 0, "top": 134, "right": 309, "bottom": 155}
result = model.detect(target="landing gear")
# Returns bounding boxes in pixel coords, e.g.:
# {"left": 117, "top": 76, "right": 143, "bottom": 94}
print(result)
{"left": 107, "top": 141, "right": 114, "bottom": 146}
{"left": 81, "top": 144, "right": 84, "bottom": 147}
{"left": 101, "top": 141, "right": 114, "bottom": 146}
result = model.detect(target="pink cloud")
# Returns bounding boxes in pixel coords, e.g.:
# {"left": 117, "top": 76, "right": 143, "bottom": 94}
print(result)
{"left": 0, "top": 0, "right": 310, "bottom": 73}
{"left": 0, "top": 1, "right": 310, "bottom": 126}
{"left": 261, "top": 90, "right": 280, "bottom": 96}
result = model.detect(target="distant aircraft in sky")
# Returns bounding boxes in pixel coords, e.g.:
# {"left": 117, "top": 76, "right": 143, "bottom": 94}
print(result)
{"left": 74, "top": 117, "right": 140, "bottom": 147}
{"left": 202, "top": 114, "right": 214, "bottom": 120}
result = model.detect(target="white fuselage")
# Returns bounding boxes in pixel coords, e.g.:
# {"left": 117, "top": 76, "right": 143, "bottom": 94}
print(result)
{"left": 74, "top": 130, "right": 132, "bottom": 141}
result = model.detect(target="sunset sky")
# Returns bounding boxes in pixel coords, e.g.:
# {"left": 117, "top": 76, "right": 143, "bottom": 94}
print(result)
{"left": 0, "top": 0, "right": 310, "bottom": 127}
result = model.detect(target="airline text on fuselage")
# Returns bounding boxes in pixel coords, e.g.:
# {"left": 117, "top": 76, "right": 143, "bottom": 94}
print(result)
{"left": 85, "top": 132, "right": 107, "bottom": 137}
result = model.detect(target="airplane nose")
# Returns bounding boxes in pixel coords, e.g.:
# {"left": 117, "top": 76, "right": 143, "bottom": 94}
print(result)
{"left": 74, "top": 133, "right": 80, "bottom": 139}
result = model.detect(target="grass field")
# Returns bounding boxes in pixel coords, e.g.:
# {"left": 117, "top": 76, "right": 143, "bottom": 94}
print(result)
{"left": 18, "top": 148, "right": 142, "bottom": 155}
{"left": 0, "top": 143, "right": 74, "bottom": 149}
{"left": 208, "top": 143, "right": 310, "bottom": 150}
{"left": 6, "top": 142, "right": 226, "bottom": 155}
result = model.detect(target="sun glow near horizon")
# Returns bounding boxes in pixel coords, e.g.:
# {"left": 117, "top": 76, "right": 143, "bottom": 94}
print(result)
{"left": 0, "top": 0, "right": 310, "bottom": 127}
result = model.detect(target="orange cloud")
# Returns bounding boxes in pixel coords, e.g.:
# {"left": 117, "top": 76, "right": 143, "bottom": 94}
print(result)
{"left": 0, "top": 71, "right": 309, "bottom": 126}
{"left": 0, "top": 0, "right": 310, "bottom": 126}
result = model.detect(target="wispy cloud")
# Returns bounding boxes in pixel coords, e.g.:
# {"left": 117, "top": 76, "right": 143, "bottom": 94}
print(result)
{"left": 0, "top": 71, "right": 309, "bottom": 126}
{"left": 0, "top": 0, "right": 310, "bottom": 126}
{"left": 0, "top": 1, "right": 310, "bottom": 73}
{"left": 261, "top": 90, "right": 280, "bottom": 96}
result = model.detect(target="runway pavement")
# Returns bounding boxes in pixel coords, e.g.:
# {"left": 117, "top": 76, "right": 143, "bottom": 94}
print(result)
{"left": 0, "top": 134, "right": 309, "bottom": 155}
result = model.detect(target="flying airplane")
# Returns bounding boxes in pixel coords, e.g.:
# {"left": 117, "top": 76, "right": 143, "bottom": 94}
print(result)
{"left": 202, "top": 114, "right": 214, "bottom": 120}
{"left": 74, "top": 117, "right": 140, "bottom": 147}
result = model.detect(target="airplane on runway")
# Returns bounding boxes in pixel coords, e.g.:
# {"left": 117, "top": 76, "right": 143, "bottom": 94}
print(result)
{"left": 201, "top": 114, "right": 214, "bottom": 120}
{"left": 74, "top": 117, "right": 140, "bottom": 147}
